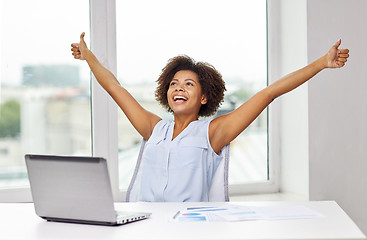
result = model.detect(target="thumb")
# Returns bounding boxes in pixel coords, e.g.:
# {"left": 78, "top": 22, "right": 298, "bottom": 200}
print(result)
{"left": 80, "top": 32, "right": 86, "bottom": 43}
{"left": 333, "top": 39, "right": 341, "bottom": 49}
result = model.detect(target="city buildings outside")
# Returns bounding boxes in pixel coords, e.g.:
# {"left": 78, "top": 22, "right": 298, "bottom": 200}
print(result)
{"left": 0, "top": 65, "right": 267, "bottom": 188}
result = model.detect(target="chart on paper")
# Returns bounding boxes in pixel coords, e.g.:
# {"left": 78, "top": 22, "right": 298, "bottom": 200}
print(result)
{"left": 171, "top": 205, "right": 325, "bottom": 222}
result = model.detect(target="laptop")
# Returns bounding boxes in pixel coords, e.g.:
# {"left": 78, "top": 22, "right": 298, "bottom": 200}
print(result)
{"left": 25, "top": 154, "right": 151, "bottom": 226}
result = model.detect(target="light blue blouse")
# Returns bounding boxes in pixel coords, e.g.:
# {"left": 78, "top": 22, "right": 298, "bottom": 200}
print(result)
{"left": 137, "top": 119, "right": 224, "bottom": 202}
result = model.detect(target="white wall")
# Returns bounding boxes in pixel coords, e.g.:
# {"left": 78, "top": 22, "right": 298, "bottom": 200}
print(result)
{"left": 272, "top": 0, "right": 367, "bottom": 233}
{"left": 307, "top": 0, "right": 367, "bottom": 234}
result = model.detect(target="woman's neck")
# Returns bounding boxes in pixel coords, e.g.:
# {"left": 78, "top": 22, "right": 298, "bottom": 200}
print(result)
{"left": 172, "top": 115, "right": 198, "bottom": 140}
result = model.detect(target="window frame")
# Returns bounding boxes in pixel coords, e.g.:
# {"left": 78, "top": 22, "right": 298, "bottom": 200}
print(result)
{"left": 0, "top": 0, "right": 280, "bottom": 202}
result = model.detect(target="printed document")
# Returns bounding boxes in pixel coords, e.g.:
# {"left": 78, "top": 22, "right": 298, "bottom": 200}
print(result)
{"left": 171, "top": 205, "right": 324, "bottom": 222}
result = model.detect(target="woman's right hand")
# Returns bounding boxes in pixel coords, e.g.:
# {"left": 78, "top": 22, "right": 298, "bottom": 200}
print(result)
{"left": 71, "top": 32, "right": 88, "bottom": 60}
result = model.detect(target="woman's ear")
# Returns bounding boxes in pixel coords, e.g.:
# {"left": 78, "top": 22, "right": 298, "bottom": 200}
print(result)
{"left": 201, "top": 95, "right": 208, "bottom": 105}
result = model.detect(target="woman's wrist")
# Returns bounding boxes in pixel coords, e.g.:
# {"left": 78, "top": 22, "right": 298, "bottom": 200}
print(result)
{"left": 83, "top": 49, "right": 93, "bottom": 61}
{"left": 314, "top": 55, "right": 328, "bottom": 71}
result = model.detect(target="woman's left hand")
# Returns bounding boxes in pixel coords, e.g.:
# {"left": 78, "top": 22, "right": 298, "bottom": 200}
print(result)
{"left": 325, "top": 39, "right": 350, "bottom": 68}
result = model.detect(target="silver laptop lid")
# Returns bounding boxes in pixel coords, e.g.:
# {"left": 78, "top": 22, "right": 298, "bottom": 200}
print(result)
{"left": 25, "top": 155, "right": 116, "bottom": 223}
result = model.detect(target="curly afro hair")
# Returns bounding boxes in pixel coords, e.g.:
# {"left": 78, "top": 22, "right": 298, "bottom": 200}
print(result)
{"left": 155, "top": 55, "right": 226, "bottom": 117}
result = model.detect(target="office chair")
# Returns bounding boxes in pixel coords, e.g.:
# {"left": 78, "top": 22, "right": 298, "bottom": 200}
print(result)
{"left": 126, "top": 140, "right": 230, "bottom": 202}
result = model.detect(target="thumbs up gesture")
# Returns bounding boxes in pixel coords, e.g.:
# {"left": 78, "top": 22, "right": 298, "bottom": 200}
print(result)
{"left": 71, "top": 32, "right": 89, "bottom": 60}
{"left": 325, "top": 39, "right": 350, "bottom": 68}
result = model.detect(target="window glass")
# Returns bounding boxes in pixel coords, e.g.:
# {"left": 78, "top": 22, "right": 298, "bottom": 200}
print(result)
{"left": 0, "top": 0, "right": 90, "bottom": 188}
{"left": 116, "top": 0, "right": 267, "bottom": 188}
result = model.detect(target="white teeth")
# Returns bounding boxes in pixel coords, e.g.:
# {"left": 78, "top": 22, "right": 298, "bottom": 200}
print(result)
{"left": 174, "top": 95, "right": 187, "bottom": 101}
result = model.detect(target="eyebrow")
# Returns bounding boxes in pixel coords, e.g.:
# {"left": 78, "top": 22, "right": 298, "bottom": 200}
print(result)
{"left": 171, "top": 78, "right": 197, "bottom": 83}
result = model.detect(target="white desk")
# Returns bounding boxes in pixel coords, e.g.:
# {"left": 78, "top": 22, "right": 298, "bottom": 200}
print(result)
{"left": 1, "top": 201, "right": 365, "bottom": 240}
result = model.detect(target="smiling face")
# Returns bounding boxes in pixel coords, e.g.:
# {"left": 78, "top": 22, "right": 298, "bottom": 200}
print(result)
{"left": 167, "top": 70, "right": 207, "bottom": 118}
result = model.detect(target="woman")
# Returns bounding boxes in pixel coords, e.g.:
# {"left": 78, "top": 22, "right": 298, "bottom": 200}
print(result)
{"left": 71, "top": 33, "right": 349, "bottom": 201}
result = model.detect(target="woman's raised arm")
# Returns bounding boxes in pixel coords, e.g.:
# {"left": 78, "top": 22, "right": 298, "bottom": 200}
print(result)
{"left": 71, "top": 33, "right": 161, "bottom": 140}
{"left": 209, "top": 40, "right": 350, "bottom": 154}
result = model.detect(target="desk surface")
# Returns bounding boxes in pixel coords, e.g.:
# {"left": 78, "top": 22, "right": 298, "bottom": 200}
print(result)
{"left": 1, "top": 201, "right": 365, "bottom": 240}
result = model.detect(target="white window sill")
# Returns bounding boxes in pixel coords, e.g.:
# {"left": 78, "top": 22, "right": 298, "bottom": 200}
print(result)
{"left": 230, "top": 192, "right": 308, "bottom": 202}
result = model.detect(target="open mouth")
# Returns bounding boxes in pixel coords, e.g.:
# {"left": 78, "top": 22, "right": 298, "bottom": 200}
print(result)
{"left": 173, "top": 95, "right": 188, "bottom": 103}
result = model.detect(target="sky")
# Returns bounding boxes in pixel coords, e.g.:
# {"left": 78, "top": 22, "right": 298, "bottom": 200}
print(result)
{"left": 116, "top": 0, "right": 267, "bottom": 85}
{"left": 1, "top": 0, "right": 266, "bottom": 88}
{"left": 1, "top": 0, "right": 90, "bottom": 85}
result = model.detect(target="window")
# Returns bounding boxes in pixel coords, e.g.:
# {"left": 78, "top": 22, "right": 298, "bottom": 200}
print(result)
{"left": 0, "top": 0, "right": 90, "bottom": 189}
{"left": 1, "top": 0, "right": 276, "bottom": 201}
{"left": 116, "top": 0, "right": 268, "bottom": 189}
